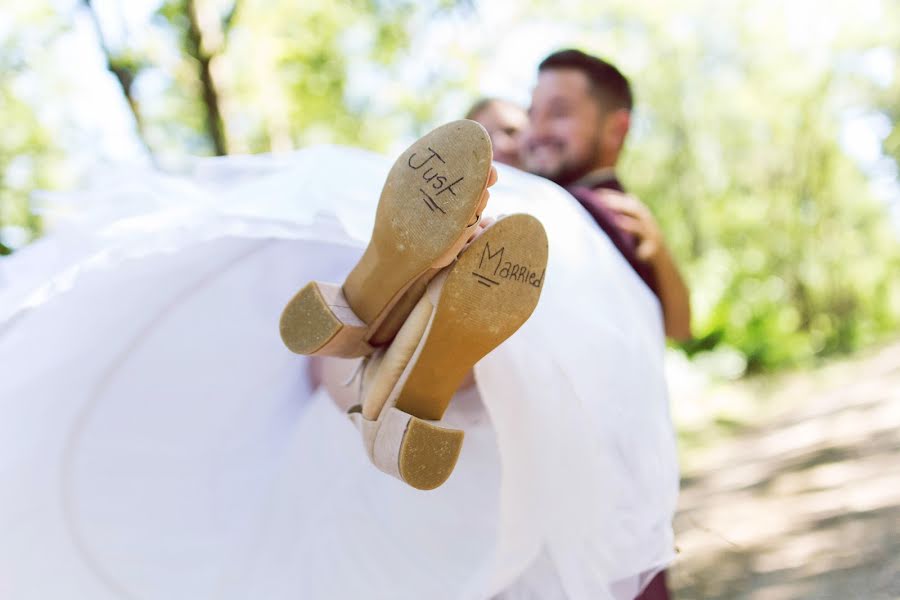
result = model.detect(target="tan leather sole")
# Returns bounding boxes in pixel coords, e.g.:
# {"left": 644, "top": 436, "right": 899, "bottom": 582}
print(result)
{"left": 279, "top": 119, "right": 493, "bottom": 357}
{"left": 355, "top": 214, "right": 548, "bottom": 490}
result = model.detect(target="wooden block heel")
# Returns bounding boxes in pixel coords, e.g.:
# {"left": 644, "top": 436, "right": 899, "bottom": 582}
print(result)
{"left": 398, "top": 417, "right": 465, "bottom": 491}
{"left": 349, "top": 214, "right": 549, "bottom": 489}
{"left": 278, "top": 282, "right": 373, "bottom": 357}
{"left": 279, "top": 119, "right": 494, "bottom": 358}
{"left": 348, "top": 407, "right": 464, "bottom": 490}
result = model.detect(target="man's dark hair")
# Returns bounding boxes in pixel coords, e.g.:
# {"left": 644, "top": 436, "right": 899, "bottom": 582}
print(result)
{"left": 538, "top": 49, "right": 633, "bottom": 112}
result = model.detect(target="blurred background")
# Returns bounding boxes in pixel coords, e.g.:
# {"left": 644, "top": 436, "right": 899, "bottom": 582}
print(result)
{"left": 2, "top": 0, "right": 899, "bottom": 597}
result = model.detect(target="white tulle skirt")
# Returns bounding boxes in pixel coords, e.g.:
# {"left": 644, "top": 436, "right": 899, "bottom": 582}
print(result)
{"left": 0, "top": 146, "right": 678, "bottom": 599}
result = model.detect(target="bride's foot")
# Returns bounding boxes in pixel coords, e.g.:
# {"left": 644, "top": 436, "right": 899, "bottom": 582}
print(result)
{"left": 280, "top": 120, "right": 496, "bottom": 358}
{"left": 348, "top": 214, "right": 548, "bottom": 490}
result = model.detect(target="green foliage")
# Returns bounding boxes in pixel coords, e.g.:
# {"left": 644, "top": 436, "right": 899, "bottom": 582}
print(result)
{"left": 0, "top": 3, "right": 67, "bottom": 250}
{"left": 882, "top": 55, "right": 900, "bottom": 165}
{"left": 145, "top": 0, "right": 458, "bottom": 154}
{"left": 574, "top": 0, "right": 900, "bottom": 371}
{"left": 0, "top": 84, "right": 52, "bottom": 254}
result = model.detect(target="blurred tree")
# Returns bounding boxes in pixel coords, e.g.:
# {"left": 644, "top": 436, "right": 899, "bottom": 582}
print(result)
{"left": 0, "top": 4, "right": 66, "bottom": 252}
{"left": 879, "top": 14, "right": 900, "bottom": 166}
{"left": 146, "top": 0, "right": 471, "bottom": 155}
{"left": 155, "top": 0, "right": 239, "bottom": 155}
{"left": 3, "top": 0, "right": 897, "bottom": 373}
{"left": 553, "top": 0, "right": 900, "bottom": 371}
{"left": 82, "top": 0, "right": 154, "bottom": 158}
{"left": 0, "top": 80, "right": 53, "bottom": 254}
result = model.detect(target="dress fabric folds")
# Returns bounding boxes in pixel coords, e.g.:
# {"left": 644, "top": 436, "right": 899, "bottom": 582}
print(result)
{"left": 0, "top": 146, "right": 678, "bottom": 599}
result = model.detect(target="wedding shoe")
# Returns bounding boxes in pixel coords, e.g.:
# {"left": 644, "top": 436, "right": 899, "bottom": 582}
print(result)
{"left": 347, "top": 214, "right": 548, "bottom": 490}
{"left": 279, "top": 120, "right": 495, "bottom": 358}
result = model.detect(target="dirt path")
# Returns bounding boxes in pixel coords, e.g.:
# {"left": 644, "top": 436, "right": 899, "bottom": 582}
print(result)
{"left": 669, "top": 341, "right": 900, "bottom": 599}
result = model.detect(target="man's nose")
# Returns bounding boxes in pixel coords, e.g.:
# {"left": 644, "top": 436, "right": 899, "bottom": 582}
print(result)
{"left": 525, "top": 112, "right": 551, "bottom": 142}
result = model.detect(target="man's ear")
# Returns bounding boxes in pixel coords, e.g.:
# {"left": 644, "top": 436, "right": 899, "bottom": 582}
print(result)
{"left": 604, "top": 109, "right": 631, "bottom": 151}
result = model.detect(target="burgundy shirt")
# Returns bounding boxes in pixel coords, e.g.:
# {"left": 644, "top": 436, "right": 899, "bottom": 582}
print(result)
{"left": 566, "top": 172, "right": 660, "bottom": 299}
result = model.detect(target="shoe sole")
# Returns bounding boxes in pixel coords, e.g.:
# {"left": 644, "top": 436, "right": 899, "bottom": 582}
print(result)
{"left": 279, "top": 120, "right": 493, "bottom": 357}
{"left": 392, "top": 214, "right": 548, "bottom": 489}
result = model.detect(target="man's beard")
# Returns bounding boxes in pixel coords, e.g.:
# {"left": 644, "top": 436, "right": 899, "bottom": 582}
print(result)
{"left": 528, "top": 137, "right": 604, "bottom": 187}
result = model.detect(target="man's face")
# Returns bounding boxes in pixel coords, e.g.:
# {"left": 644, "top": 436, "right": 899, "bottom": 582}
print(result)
{"left": 523, "top": 68, "right": 605, "bottom": 186}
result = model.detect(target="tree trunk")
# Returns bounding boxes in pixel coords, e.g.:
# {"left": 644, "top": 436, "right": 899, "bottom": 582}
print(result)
{"left": 185, "top": 0, "right": 229, "bottom": 156}
{"left": 82, "top": 0, "right": 154, "bottom": 160}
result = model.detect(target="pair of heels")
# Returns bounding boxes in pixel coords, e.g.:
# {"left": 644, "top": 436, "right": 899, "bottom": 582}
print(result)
{"left": 279, "top": 120, "right": 549, "bottom": 490}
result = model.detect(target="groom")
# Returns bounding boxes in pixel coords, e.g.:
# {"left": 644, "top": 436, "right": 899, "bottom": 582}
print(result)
{"left": 522, "top": 49, "right": 690, "bottom": 599}
{"left": 523, "top": 49, "right": 691, "bottom": 343}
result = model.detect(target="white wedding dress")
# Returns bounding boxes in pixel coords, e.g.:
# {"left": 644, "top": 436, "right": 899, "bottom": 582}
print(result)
{"left": 0, "top": 146, "right": 678, "bottom": 599}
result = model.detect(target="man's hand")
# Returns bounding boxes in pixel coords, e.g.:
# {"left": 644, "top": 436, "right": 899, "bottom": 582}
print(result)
{"left": 598, "top": 189, "right": 663, "bottom": 263}
{"left": 598, "top": 189, "right": 693, "bottom": 341}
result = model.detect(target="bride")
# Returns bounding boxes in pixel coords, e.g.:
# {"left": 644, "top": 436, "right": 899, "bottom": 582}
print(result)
{"left": 0, "top": 121, "right": 677, "bottom": 599}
